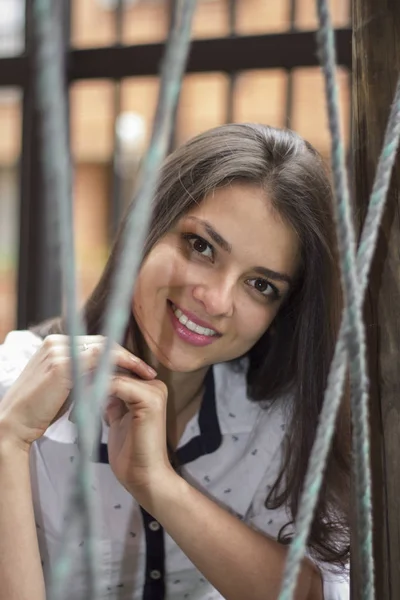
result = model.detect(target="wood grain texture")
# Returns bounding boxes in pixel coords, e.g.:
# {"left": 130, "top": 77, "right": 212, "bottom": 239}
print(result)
{"left": 352, "top": 0, "right": 400, "bottom": 597}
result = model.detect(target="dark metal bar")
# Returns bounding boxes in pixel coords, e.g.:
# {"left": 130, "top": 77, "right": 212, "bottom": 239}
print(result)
{"left": 110, "top": 91, "right": 123, "bottom": 239}
{"left": 17, "top": 0, "right": 71, "bottom": 328}
{"left": 67, "top": 29, "right": 352, "bottom": 80}
{"left": 167, "top": 0, "right": 180, "bottom": 151}
{"left": 0, "top": 29, "right": 352, "bottom": 88}
{"left": 226, "top": 0, "right": 237, "bottom": 124}
{"left": 228, "top": 0, "right": 236, "bottom": 33}
{"left": 110, "top": 0, "right": 124, "bottom": 239}
{"left": 0, "top": 56, "right": 29, "bottom": 86}
{"left": 18, "top": 84, "right": 52, "bottom": 328}
{"left": 115, "top": 0, "right": 123, "bottom": 42}
{"left": 18, "top": 0, "right": 61, "bottom": 328}
{"left": 284, "top": 0, "right": 297, "bottom": 128}
{"left": 226, "top": 73, "right": 236, "bottom": 124}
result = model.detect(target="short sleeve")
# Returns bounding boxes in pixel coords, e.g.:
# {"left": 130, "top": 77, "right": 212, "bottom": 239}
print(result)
{"left": 245, "top": 469, "right": 349, "bottom": 600}
{"left": 0, "top": 330, "right": 42, "bottom": 399}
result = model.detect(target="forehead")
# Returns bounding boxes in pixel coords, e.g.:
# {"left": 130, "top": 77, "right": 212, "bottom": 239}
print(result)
{"left": 182, "top": 183, "right": 300, "bottom": 276}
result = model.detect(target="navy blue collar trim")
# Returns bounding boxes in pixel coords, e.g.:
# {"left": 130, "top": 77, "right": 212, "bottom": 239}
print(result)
{"left": 91, "top": 367, "right": 222, "bottom": 600}
{"left": 95, "top": 367, "right": 221, "bottom": 466}
{"left": 175, "top": 367, "right": 222, "bottom": 466}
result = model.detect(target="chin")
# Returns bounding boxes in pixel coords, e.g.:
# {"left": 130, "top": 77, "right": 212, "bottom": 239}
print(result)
{"left": 152, "top": 345, "right": 210, "bottom": 373}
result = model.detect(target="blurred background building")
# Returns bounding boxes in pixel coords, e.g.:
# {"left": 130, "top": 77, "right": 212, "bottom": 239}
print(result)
{"left": 0, "top": 0, "right": 351, "bottom": 342}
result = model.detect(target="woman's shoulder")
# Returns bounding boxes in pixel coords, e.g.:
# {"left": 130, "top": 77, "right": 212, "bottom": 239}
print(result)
{"left": 0, "top": 330, "right": 42, "bottom": 397}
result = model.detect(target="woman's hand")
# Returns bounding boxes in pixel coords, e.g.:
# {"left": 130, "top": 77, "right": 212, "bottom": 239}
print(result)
{"left": 105, "top": 375, "right": 176, "bottom": 505}
{"left": 0, "top": 334, "right": 156, "bottom": 452}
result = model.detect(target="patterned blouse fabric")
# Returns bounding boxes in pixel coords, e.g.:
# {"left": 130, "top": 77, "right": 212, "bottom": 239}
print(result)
{"left": 0, "top": 331, "right": 349, "bottom": 600}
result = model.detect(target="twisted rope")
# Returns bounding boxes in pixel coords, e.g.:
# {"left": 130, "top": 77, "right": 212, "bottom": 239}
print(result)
{"left": 279, "top": 2, "right": 400, "bottom": 598}
{"left": 34, "top": 1, "right": 197, "bottom": 597}
{"left": 316, "top": 2, "right": 373, "bottom": 597}
{"left": 88, "top": 0, "right": 197, "bottom": 433}
{"left": 32, "top": 2, "right": 100, "bottom": 598}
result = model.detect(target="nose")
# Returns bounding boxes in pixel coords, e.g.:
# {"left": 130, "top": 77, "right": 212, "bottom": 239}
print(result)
{"left": 192, "top": 273, "right": 235, "bottom": 318}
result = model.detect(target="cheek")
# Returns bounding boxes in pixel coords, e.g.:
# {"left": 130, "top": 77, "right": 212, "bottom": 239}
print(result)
{"left": 138, "top": 248, "right": 176, "bottom": 289}
{"left": 133, "top": 246, "right": 192, "bottom": 309}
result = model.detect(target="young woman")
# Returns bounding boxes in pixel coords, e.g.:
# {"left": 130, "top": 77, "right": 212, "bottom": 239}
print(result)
{"left": 0, "top": 124, "right": 349, "bottom": 600}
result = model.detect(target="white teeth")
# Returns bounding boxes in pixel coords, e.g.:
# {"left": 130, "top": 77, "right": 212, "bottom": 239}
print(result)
{"left": 171, "top": 303, "right": 217, "bottom": 337}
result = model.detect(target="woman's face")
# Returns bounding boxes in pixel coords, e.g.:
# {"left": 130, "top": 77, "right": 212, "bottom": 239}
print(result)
{"left": 133, "top": 183, "right": 300, "bottom": 372}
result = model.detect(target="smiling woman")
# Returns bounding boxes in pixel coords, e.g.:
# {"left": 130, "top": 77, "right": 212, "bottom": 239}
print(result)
{"left": 133, "top": 184, "right": 299, "bottom": 373}
{"left": 0, "top": 123, "right": 349, "bottom": 600}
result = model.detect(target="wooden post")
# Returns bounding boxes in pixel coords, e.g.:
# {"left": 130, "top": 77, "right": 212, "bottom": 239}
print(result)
{"left": 352, "top": 0, "right": 400, "bottom": 597}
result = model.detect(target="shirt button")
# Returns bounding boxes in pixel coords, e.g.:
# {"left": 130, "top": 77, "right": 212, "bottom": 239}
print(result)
{"left": 149, "top": 520, "right": 161, "bottom": 531}
{"left": 150, "top": 569, "right": 162, "bottom": 580}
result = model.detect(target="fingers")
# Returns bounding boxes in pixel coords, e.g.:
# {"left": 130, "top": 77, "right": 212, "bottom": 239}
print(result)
{"left": 41, "top": 335, "right": 105, "bottom": 353}
{"left": 104, "top": 396, "right": 128, "bottom": 427}
{"left": 109, "top": 375, "right": 167, "bottom": 413}
{"left": 107, "top": 347, "right": 157, "bottom": 381}
{"left": 42, "top": 334, "right": 157, "bottom": 381}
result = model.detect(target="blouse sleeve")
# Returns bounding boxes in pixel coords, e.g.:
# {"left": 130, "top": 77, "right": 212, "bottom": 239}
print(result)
{"left": 0, "top": 330, "right": 42, "bottom": 399}
{"left": 244, "top": 460, "right": 349, "bottom": 600}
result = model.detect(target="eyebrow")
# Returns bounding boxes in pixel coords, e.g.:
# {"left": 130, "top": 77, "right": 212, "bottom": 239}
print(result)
{"left": 187, "top": 217, "right": 232, "bottom": 253}
{"left": 186, "top": 216, "right": 293, "bottom": 287}
{"left": 253, "top": 266, "right": 293, "bottom": 286}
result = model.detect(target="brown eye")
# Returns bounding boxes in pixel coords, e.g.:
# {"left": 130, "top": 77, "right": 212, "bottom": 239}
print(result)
{"left": 254, "top": 279, "right": 269, "bottom": 293}
{"left": 193, "top": 238, "right": 208, "bottom": 253}
{"left": 246, "top": 278, "right": 280, "bottom": 300}
{"left": 183, "top": 234, "right": 214, "bottom": 260}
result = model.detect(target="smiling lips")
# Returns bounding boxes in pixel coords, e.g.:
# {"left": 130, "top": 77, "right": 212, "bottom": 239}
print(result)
{"left": 168, "top": 301, "right": 221, "bottom": 347}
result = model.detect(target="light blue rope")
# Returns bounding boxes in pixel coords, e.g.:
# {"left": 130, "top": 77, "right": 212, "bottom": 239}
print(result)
{"left": 316, "top": 3, "right": 374, "bottom": 597}
{"left": 32, "top": 2, "right": 100, "bottom": 598}
{"left": 40, "top": 1, "right": 198, "bottom": 597}
{"left": 86, "top": 0, "right": 197, "bottom": 455}
{"left": 279, "top": 3, "right": 400, "bottom": 599}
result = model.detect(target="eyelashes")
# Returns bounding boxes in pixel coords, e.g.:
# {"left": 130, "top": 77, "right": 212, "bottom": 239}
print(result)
{"left": 182, "top": 233, "right": 214, "bottom": 260}
{"left": 246, "top": 278, "right": 280, "bottom": 299}
{"left": 181, "top": 232, "right": 281, "bottom": 301}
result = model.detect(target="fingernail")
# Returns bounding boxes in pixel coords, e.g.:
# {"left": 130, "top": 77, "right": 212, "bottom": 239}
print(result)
{"left": 130, "top": 354, "right": 156, "bottom": 376}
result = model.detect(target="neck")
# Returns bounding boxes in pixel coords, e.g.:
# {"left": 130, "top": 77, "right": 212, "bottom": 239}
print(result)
{"left": 126, "top": 318, "right": 209, "bottom": 416}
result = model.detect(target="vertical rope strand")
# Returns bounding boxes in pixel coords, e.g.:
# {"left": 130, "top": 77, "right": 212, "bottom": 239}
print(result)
{"left": 44, "top": 0, "right": 198, "bottom": 594}
{"left": 278, "top": 70, "right": 400, "bottom": 600}
{"left": 32, "top": 2, "right": 100, "bottom": 598}
{"left": 277, "top": 4, "right": 400, "bottom": 599}
{"left": 316, "top": 3, "right": 374, "bottom": 596}
{"left": 88, "top": 0, "right": 198, "bottom": 449}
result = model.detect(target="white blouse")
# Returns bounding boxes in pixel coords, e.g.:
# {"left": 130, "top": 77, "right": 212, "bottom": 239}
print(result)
{"left": 0, "top": 331, "right": 349, "bottom": 600}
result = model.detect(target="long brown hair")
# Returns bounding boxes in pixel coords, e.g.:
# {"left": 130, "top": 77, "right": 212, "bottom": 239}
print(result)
{"left": 33, "top": 123, "right": 350, "bottom": 567}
